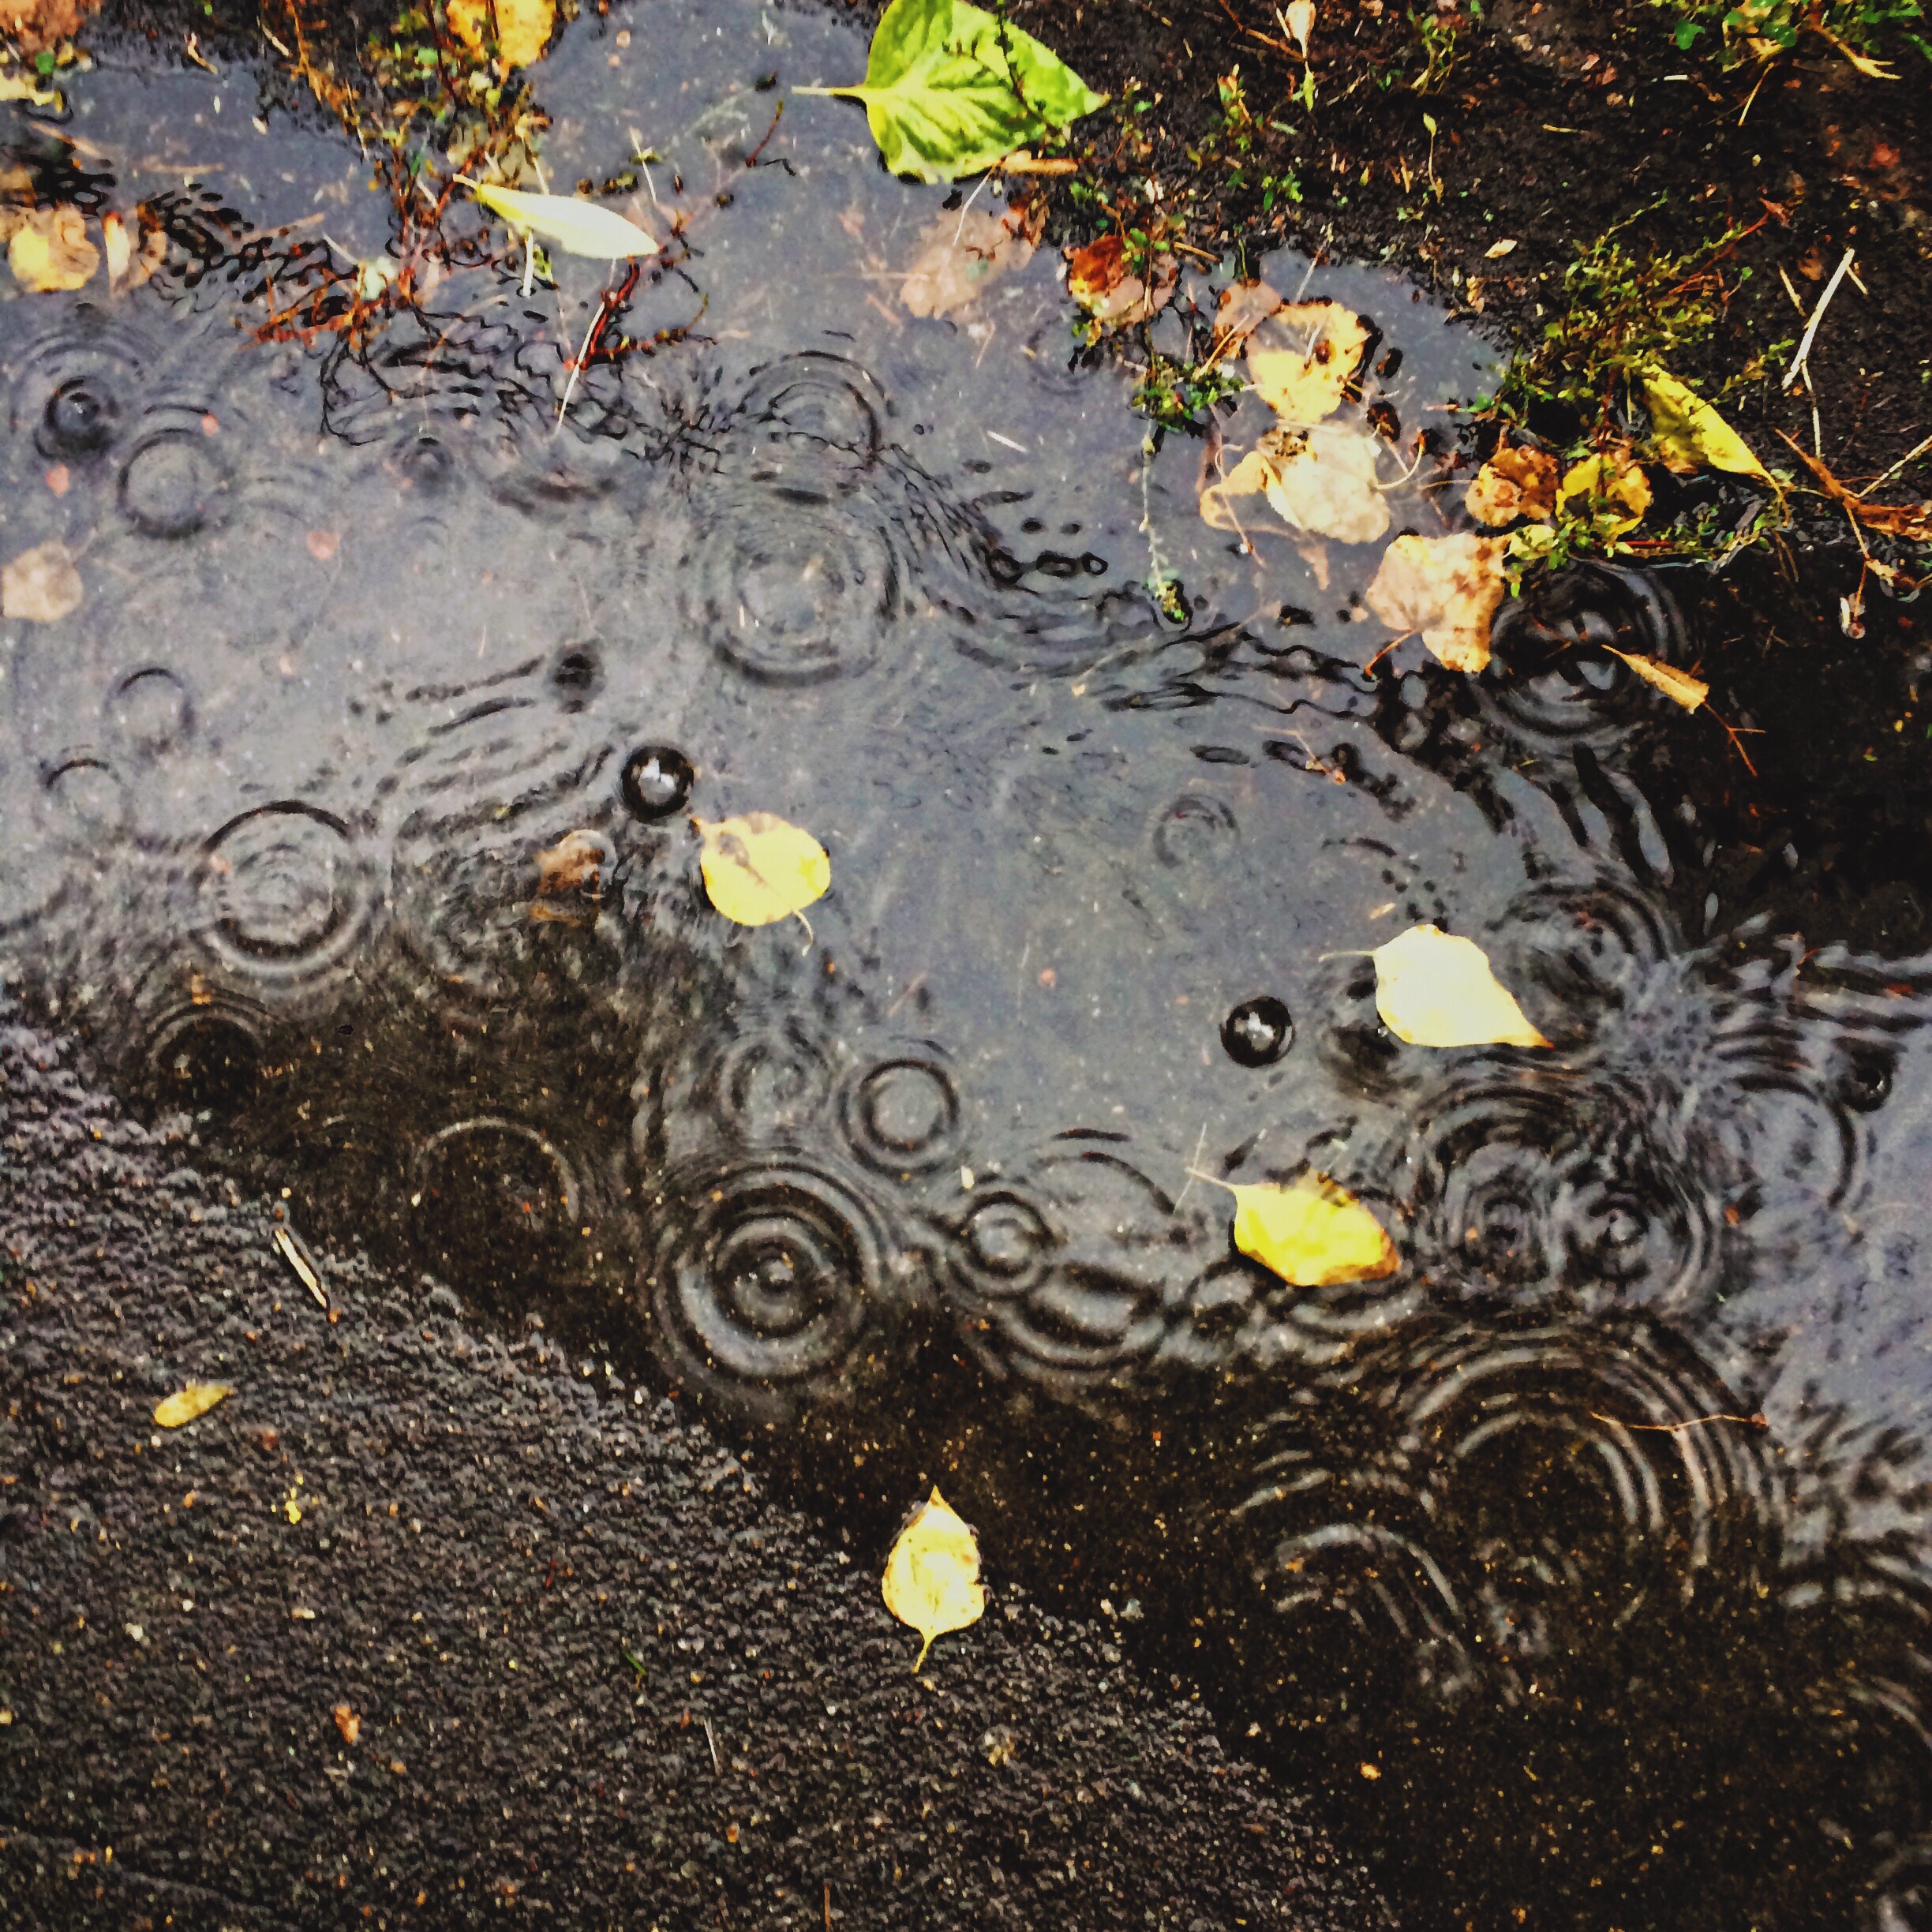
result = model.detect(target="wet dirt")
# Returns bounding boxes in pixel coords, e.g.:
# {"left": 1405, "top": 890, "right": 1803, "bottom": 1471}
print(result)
{"left": 2, "top": 4, "right": 1932, "bottom": 1931}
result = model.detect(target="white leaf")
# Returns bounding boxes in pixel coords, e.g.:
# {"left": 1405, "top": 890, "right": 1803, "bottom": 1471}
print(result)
{"left": 468, "top": 182, "right": 657, "bottom": 258}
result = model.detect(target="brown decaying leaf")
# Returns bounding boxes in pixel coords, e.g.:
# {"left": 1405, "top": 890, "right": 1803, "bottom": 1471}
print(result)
{"left": 2, "top": 541, "right": 83, "bottom": 623}
{"left": 9, "top": 204, "right": 98, "bottom": 291}
{"left": 1065, "top": 233, "right": 1176, "bottom": 327}
{"left": 900, "top": 201, "right": 1041, "bottom": 318}
{"left": 1201, "top": 425, "right": 1390, "bottom": 546}
{"left": 333, "top": 1704, "right": 361, "bottom": 1746}
{"left": 1364, "top": 532, "right": 1511, "bottom": 674}
{"left": 1780, "top": 434, "right": 1932, "bottom": 545}
{"left": 530, "top": 828, "right": 613, "bottom": 923}
{"left": 1466, "top": 444, "right": 1559, "bottom": 527}
{"left": 1244, "top": 301, "right": 1370, "bottom": 424}
{"left": 0, "top": 0, "right": 100, "bottom": 53}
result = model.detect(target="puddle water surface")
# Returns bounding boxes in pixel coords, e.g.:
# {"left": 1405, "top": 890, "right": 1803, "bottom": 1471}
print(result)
{"left": 6, "top": 6, "right": 1932, "bottom": 1926}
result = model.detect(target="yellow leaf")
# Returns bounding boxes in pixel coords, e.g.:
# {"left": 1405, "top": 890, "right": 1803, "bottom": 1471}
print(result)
{"left": 448, "top": 0, "right": 554, "bottom": 69}
{"left": 695, "top": 813, "right": 830, "bottom": 929}
{"left": 154, "top": 1382, "right": 234, "bottom": 1428}
{"left": 1245, "top": 300, "right": 1370, "bottom": 424}
{"left": 1201, "top": 425, "right": 1390, "bottom": 545}
{"left": 9, "top": 204, "right": 98, "bottom": 291}
{"left": 1221, "top": 1171, "right": 1398, "bottom": 1289}
{"left": 1466, "top": 444, "right": 1558, "bottom": 527}
{"left": 0, "top": 71, "right": 62, "bottom": 107}
{"left": 1556, "top": 451, "right": 1651, "bottom": 536}
{"left": 1370, "top": 923, "right": 1551, "bottom": 1049}
{"left": 1605, "top": 646, "right": 1708, "bottom": 713}
{"left": 1640, "top": 367, "right": 1774, "bottom": 486}
{"left": 1283, "top": 0, "right": 1314, "bottom": 55}
{"left": 1485, "top": 238, "right": 1518, "bottom": 260}
{"left": 467, "top": 180, "right": 657, "bottom": 259}
{"left": 1363, "top": 532, "right": 1511, "bottom": 673}
{"left": 2, "top": 541, "right": 83, "bottom": 623}
{"left": 882, "top": 1488, "right": 986, "bottom": 1671}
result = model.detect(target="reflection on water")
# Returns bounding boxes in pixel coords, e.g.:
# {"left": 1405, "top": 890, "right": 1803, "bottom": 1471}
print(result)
{"left": 6, "top": 7, "right": 1932, "bottom": 1925}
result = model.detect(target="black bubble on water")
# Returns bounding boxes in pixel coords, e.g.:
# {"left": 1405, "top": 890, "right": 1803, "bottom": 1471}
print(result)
{"left": 1222, "top": 995, "right": 1294, "bottom": 1067}
{"left": 41, "top": 378, "right": 118, "bottom": 460}
{"left": 620, "top": 744, "right": 695, "bottom": 822}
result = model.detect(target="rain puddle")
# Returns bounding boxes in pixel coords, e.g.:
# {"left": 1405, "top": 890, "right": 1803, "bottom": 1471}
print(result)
{"left": 5, "top": 5, "right": 1931, "bottom": 1925}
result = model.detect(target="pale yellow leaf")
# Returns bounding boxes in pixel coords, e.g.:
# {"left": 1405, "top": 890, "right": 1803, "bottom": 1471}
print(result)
{"left": 1556, "top": 451, "right": 1651, "bottom": 536}
{"left": 882, "top": 1488, "right": 986, "bottom": 1671}
{"left": 1466, "top": 444, "right": 1558, "bottom": 526}
{"left": 1200, "top": 425, "right": 1389, "bottom": 545}
{"left": 1370, "top": 923, "right": 1551, "bottom": 1049}
{"left": 1640, "top": 366, "right": 1774, "bottom": 486}
{"left": 1225, "top": 1172, "right": 1398, "bottom": 1289}
{"left": 900, "top": 206, "right": 1036, "bottom": 317}
{"left": 1363, "top": 532, "right": 1511, "bottom": 673}
{"left": 1211, "top": 278, "right": 1285, "bottom": 353}
{"left": 695, "top": 813, "right": 830, "bottom": 928}
{"left": 101, "top": 209, "right": 132, "bottom": 286}
{"left": 0, "top": 71, "right": 62, "bottom": 107}
{"left": 1283, "top": 0, "right": 1314, "bottom": 55}
{"left": 154, "top": 1381, "right": 234, "bottom": 1428}
{"left": 9, "top": 204, "right": 97, "bottom": 291}
{"left": 448, "top": 0, "right": 554, "bottom": 69}
{"left": 1245, "top": 300, "right": 1370, "bottom": 423}
{"left": 2, "top": 541, "right": 82, "bottom": 623}
{"left": 1605, "top": 646, "right": 1708, "bottom": 713}
{"left": 1485, "top": 238, "right": 1518, "bottom": 260}
{"left": 468, "top": 181, "right": 656, "bottom": 258}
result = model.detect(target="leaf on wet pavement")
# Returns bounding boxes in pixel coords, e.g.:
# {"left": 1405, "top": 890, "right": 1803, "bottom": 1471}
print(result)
{"left": 1210, "top": 277, "right": 1286, "bottom": 354}
{"left": 1641, "top": 367, "right": 1774, "bottom": 486}
{"left": 466, "top": 181, "right": 657, "bottom": 258}
{"left": 2, "top": 541, "right": 83, "bottom": 623}
{"left": 1215, "top": 1171, "right": 1399, "bottom": 1289}
{"left": 101, "top": 207, "right": 167, "bottom": 293}
{"left": 1370, "top": 923, "right": 1551, "bottom": 1049}
{"left": 154, "top": 1381, "right": 234, "bottom": 1428}
{"left": 797, "top": 0, "right": 1106, "bottom": 185}
{"left": 900, "top": 200, "right": 1041, "bottom": 316}
{"left": 9, "top": 204, "right": 98, "bottom": 291}
{"left": 1201, "top": 425, "right": 1391, "bottom": 545}
{"left": 882, "top": 1487, "right": 986, "bottom": 1670}
{"left": 448, "top": 0, "right": 554, "bottom": 69}
{"left": 1363, "top": 531, "right": 1511, "bottom": 673}
{"left": 694, "top": 813, "right": 830, "bottom": 929}
{"left": 1465, "top": 444, "right": 1559, "bottom": 527}
{"left": 1065, "top": 231, "right": 1175, "bottom": 327}
{"left": 1606, "top": 646, "right": 1709, "bottom": 712}
{"left": 1244, "top": 301, "right": 1370, "bottom": 424}
{"left": 1555, "top": 450, "right": 1651, "bottom": 537}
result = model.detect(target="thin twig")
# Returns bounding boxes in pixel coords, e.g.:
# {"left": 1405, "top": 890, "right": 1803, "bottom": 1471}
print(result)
{"left": 1781, "top": 246, "right": 1855, "bottom": 391}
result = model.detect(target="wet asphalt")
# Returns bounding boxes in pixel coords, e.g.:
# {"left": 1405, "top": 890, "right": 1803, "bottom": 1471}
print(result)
{"left": 0, "top": 1007, "right": 1384, "bottom": 1930}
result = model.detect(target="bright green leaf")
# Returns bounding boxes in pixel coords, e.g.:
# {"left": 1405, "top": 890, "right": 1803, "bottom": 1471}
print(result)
{"left": 465, "top": 181, "right": 657, "bottom": 258}
{"left": 796, "top": 0, "right": 1106, "bottom": 184}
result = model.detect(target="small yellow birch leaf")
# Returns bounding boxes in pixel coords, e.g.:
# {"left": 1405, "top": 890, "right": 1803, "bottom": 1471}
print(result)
{"left": 1200, "top": 426, "right": 1389, "bottom": 545}
{"left": 448, "top": 0, "right": 555, "bottom": 69}
{"left": 1222, "top": 1172, "right": 1398, "bottom": 1289}
{"left": 1556, "top": 451, "right": 1651, "bottom": 536}
{"left": 2, "top": 541, "right": 83, "bottom": 622}
{"left": 154, "top": 1381, "right": 234, "bottom": 1428}
{"left": 1371, "top": 923, "right": 1551, "bottom": 1049}
{"left": 1639, "top": 367, "right": 1774, "bottom": 486}
{"left": 695, "top": 813, "right": 830, "bottom": 928}
{"left": 1605, "top": 646, "right": 1709, "bottom": 713}
{"left": 1363, "top": 532, "right": 1511, "bottom": 673}
{"left": 0, "top": 71, "right": 62, "bottom": 107}
{"left": 1245, "top": 301, "right": 1370, "bottom": 423}
{"left": 9, "top": 205, "right": 98, "bottom": 292}
{"left": 467, "top": 181, "right": 657, "bottom": 258}
{"left": 882, "top": 1488, "right": 986, "bottom": 1670}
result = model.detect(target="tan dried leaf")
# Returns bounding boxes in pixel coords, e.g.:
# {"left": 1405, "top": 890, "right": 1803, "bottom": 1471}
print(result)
{"left": 900, "top": 204, "right": 1038, "bottom": 317}
{"left": 1364, "top": 531, "right": 1511, "bottom": 674}
{"left": 2, "top": 541, "right": 83, "bottom": 623}
{"left": 1245, "top": 301, "right": 1370, "bottom": 424}
{"left": 1211, "top": 278, "right": 1285, "bottom": 354}
{"left": 1066, "top": 232, "right": 1175, "bottom": 326}
{"left": 1605, "top": 647, "right": 1709, "bottom": 712}
{"left": 1465, "top": 444, "right": 1559, "bottom": 527}
{"left": 9, "top": 204, "right": 98, "bottom": 292}
{"left": 332, "top": 1704, "right": 361, "bottom": 1746}
{"left": 1202, "top": 425, "right": 1391, "bottom": 546}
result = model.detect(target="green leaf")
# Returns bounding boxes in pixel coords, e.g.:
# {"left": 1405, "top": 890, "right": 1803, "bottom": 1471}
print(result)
{"left": 796, "top": 0, "right": 1106, "bottom": 183}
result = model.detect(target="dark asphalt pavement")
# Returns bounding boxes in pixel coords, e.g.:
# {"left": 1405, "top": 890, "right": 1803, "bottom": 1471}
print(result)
{"left": 0, "top": 1008, "right": 1383, "bottom": 1930}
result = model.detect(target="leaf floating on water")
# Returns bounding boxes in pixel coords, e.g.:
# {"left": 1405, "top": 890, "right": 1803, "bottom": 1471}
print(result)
{"left": 1065, "top": 231, "right": 1176, "bottom": 327}
{"left": 900, "top": 201, "right": 1040, "bottom": 316}
{"left": 1211, "top": 277, "right": 1286, "bottom": 354}
{"left": 694, "top": 813, "right": 830, "bottom": 929}
{"left": 1465, "top": 444, "right": 1558, "bottom": 527}
{"left": 448, "top": 0, "right": 555, "bottom": 69}
{"left": 1244, "top": 301, "right": 1370, "bottom": 424}
{"left": 2, "top": 541, "right": 83, "bottom": 623}
{"left": 1363, "top": 532, "right": 1511, "bottom": 673}
{"left": 1605, "top": 646, "right": 1709, "bottom": 713}
{"left": 882, "top": 1487, "right": 986, "bottom": 1670}
{"left": 1370, "top": 923, "right": 1551, "bottom": 1049}
{"left": 9, "top": 204, "right": 98, "bottom": 291}
{"left": 466, "top": 181, "right": 657, "bottom": 258}
{"left": 796, "top": 0, "right": 1106, "bottom": 185}
{"left": 1202, "top": 425, "right": 1391, "bottom": 546}
{"left": 1640, "top": 367, "right": 1775, "bottom": 487}
{"left": 155, "top": 1381, "right": 234, "bottom": 1428}
{"left": 1218, "top": 1172, "right": 1398, "bottom": 1289}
